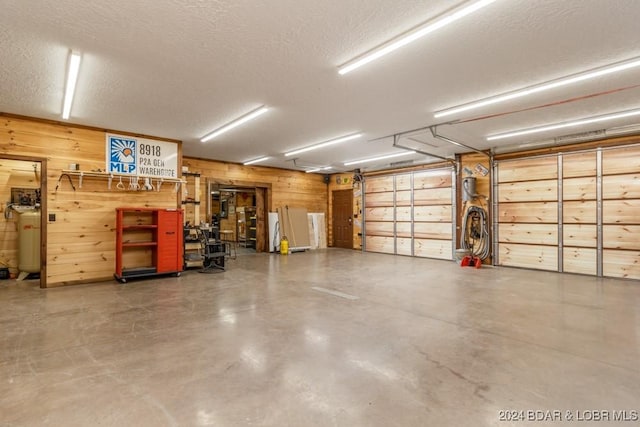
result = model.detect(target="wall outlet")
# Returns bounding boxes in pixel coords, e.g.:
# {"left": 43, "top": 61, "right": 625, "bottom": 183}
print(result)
{"left": 49, "top": 213, "right": 55, "bottom": 222}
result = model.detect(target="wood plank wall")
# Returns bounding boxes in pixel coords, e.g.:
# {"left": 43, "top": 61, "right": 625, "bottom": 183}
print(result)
{"left": 364, "top": 167, "right": 454, "bottom": 260}
{"left": 0, "top": 115, "right": 180, "bottom": 286}
{"left": 496, "top": 144, "right": 640, "bottom": 280}
{"left": 0, "top": 159, "right": 41, "bottom": 275}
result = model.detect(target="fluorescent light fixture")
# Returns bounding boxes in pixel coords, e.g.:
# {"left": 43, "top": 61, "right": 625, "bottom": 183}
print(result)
{"left": 243, "top": 156, "right": 270, "bottom": 166}
{"left": 487, "top": 108, "right": 640, "bottom": 141}
{"left": 338, "top": 0, "right": 497, "bottom": 75}
{"left": 284, "top": 133, "right": 361, "bottom": 157}
{"left": 435, "top": 56, "right": 640, "bottom": 118}
{"left": 306, "top": 166, "right": 332, "bottom": 173}
{"left": 344, "top": 151, "right": 415, "bottom": 166}
{"left": 201, "top": 106, "right": 269, "bottom": 142}
{"left": 62, "top": 51, "right": 82, "bottom": 120}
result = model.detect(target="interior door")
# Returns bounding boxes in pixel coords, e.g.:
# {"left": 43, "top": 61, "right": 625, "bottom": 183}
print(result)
{"left": 332, "top": 189, "right": 353, "bottom": 249}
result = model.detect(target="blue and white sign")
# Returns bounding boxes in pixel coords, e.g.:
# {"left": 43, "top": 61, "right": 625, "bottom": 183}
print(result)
{"left": 106, "top": 134, "right": 178, "bottom": 178}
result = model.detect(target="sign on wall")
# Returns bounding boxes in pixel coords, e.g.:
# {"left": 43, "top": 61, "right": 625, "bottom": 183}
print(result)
{"left": 106, "top": 134, "right": 178, "bottom": 178}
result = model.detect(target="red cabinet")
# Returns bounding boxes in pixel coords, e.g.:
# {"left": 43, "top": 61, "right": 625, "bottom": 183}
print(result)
{"left": 115, "top": 207, "right": 183, "bottom": 283}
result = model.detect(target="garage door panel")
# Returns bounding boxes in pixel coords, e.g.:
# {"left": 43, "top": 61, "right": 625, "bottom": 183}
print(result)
{"left": 413, "top": 187, "right": 452, "bottom": 205}
{"left": 414, "top": 205, "right": 451, "bottom": 222}
{"left": 365, "top": 222, "right": 394, "bottom": 237}
{"left": 498, "top": 202, "right": 558, "bottom": 223}
{"left": 396, "top": 222, "right": 412, "bottom": 238}
{"left": 365, "top": 192, "right": 394, "bottom": 207}
{"left": 414, "top": 222, "right": 452, "bottom": 239}
{"left": 498, "top": 223, "right": 557, "bottom": 245}
{"left": 397, "top": 237, "right": 412, "bottom": 255}
{"left": 396, "top": 191, "right": 411, "bottom": 206}
{"left": 498, "top": 180, "right": 557, "bottom": 202}
{"left": 498, "top": 157, "right": 557, "bottom": 183}
{"left": 365, "top": 176, "right": 394, "bottom": 193}
{"left": 603, "top": 225, "right": 640, "bottom": 250}
{"left": 603, "top": 146, "right": 640, "bottom": 175}
{"left": 413, "top": 170, "right": 452, "bottom": 189}
{"left": 603, "top": 174, "right": 640, "bottom": 199}
{"left": 563, "top": 201, "right": 596, "bottom": 224}
{"left": 563, "top": 152, "right": 596, "bottom": 178}
{"left": 603, "top": 200, "right": 640, "bottom": 224}
{"left": 603, "top": 249, "right": 640, "bottom": 280}
{"left": 563, "top": 224, "right": 597, "bottom": 248}
{"left": 563, "top": 177, "right": 597, "bottom": 201}
{"left": 414, "top": 239, "right": 452, "bottom": 260}
{"left": 395, "top": 174, "right": 412, "bottom": 191}
{"left": 498, "top": 243, "right": 558, "bottom": 271}
{"left": 365, "top": 236, "right": 394, "bottom": 254}
{"left": 365, "top": 207, "right": 394, "bottom": 221}
{"left": 563, "top": 247, "right": 597, "bottom": 275}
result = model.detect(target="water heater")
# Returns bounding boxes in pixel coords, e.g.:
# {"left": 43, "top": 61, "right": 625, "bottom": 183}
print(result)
{"left": 18, "top": 210, "right": 41, "bottom": 274}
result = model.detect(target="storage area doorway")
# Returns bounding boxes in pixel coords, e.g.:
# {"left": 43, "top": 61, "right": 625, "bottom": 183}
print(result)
{"left": 206, "top": 179, "right": 270, "bottom": 253}
{"left": 332, "top": 189, "right": 353, "bottom": 249}
{"left": 0, "top": 155, "right": 47, "bottom": 288}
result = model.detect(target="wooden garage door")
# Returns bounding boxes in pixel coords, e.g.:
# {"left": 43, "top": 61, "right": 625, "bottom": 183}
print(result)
{"left": 495, "top": 144, "right": 640, "bottom": 280}
{"left": 364, "top": 168, "right": 454, "bottom": 260}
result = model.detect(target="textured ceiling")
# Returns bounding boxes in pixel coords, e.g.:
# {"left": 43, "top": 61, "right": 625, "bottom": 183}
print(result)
{"left": 2, "top": 0, "right": 640, "bottom": 172}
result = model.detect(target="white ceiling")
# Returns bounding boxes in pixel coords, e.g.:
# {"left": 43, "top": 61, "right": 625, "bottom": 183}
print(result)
{"left": 2, "top": 0, "right": 640, "bottom": 172}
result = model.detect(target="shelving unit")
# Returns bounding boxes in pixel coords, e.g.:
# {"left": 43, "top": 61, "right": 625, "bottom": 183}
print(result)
{"left": 181, "top": 171, "right": 201, "bottom": 225}
{"left": 183, "top": 227, "right": 203, "bottom": 269}
{"left": 115, "top": 207, "right": 183, "bottom": 283}
{"left": 248, "top": 213, "right": 257, "bottom": 249}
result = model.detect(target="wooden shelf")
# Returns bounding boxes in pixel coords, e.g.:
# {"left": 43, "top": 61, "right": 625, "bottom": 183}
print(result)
{"left": 123, "top": 241, "right": 158, "bottom": 247}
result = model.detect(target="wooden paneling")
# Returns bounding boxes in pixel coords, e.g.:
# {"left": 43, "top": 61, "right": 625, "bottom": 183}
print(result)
{"left": 498, "top": 202, "right": 558, "bottom": 223}
{"left": 396, "top": 206, "right": 412, "bottom": 222}
{"left": 603, "top": 249, "right": 640, "bottom": 279}
{"left": 396, "top": 190, "right": 412, "bottom": 206}
{"left": 563, "top": 248, "right": 597, "bottom": 275}
{"left": 603, "top": 174, "right": 640, "bottom": 199}
{"left": 563, "top": 152, "right": 597, "bottom": 178}
{"left": 1, "top": 116, "right": 180, "bottom": 287}
{"left": 413, "top": 187, "right": 451, "bottom": 205}
{"left": 365, "top": 235, "right": 394, "bottom": 254}
{"left": 414, "top": 205, "right": 451, "bottom": 222}
{"left": 396, "top": 222, "right": 412, "bottom": 238}
{"left": 366, "top": 207, "right": 393, "bottom": 221}
{"left": 498, "top": 243, "right": 558, "bottom": 271}
{"left": 602, "top": 145, "right": 640, "bottom": 175}
{"left": 603, "top": 200, "right": 640, "bottom": 224}
{"left": 414, "top": 239, "right": 452, "bottom": 260}
{"left": 603, "top": 225, "right": 640, "bottom": 250}
{"left": 563, "top": 201, "right": 596, "bottom": 224}
{"left": 365, "top": 192, "right": 394, "bottom": 207}
{"left": 414, "top": 222, "right": 452, "bottom": 240}
{"left": 413, "top": 170, "right": 452, "bottom": 189}
{"left": 395, "top": 174, "right": 412, "bottom": 191}
{"left": 498, "top": 156, "right": 557, "bottom": 183}
{"left": 498, "top": 223, "right": 557, "bottom": 245}
{"left": 563, "top": 224, "right": 597, "bottom": 248}
{"left": 365, "top": 221, "right": 394, "bottom": 237}
{"left": 563, "top": 177, "right": 597, "bottom": 201}
{"left": 498, "top": 180, "right": 557, "bottom": 202}
{"left": 396, "top": 237, "right": 412, "bottom": 256}
{"left": 365, "top": 176, "right": 394, "bottom": 193}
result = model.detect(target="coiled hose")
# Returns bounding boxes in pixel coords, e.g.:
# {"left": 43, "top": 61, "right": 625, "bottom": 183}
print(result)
{"left": 461, "top": 205, "right": 490, "bottom": 260}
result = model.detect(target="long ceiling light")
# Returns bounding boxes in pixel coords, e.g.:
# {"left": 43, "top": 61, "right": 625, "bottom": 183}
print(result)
{"left": 62, "top": 51, "right": 82, "bottom": 120}
{"left": 284, "top": 133, "right": 361, "bottom": 157}
{"left": 435, "top": 56, "right": 640, "bottom": 118}
{"left": 344, "top": 151, "right": 415, "bottom": 166}
{"left": 306, "top": 166, "right": 332, "bottom": 173}
{"left": 243, "top": 156, "right": 270, "bottom": 166}
{"left": 486, "top": 108, "right": 640, "bottom": 141}
{"left": 201, "top": 106, "right": 269, "bottom": 142}
{"left": 338, "top": 0, "right": 497, "bottom": 75}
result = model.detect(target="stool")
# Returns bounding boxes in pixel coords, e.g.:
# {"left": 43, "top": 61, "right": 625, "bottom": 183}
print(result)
{"left": 219, "top": 230, "right": 236, "bottom": 259}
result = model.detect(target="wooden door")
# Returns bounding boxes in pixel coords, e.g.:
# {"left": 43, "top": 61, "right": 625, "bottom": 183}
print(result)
{"left": 332, "top": 189, "right": 353, "bottom": 249}
{"left": 255, "top": 187, "right": 267, "bottom": 252}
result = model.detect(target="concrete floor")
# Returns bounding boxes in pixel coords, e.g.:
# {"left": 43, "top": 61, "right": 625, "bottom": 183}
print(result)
{"left": 1, "top": 249, "right": 639, "bottom": 426}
